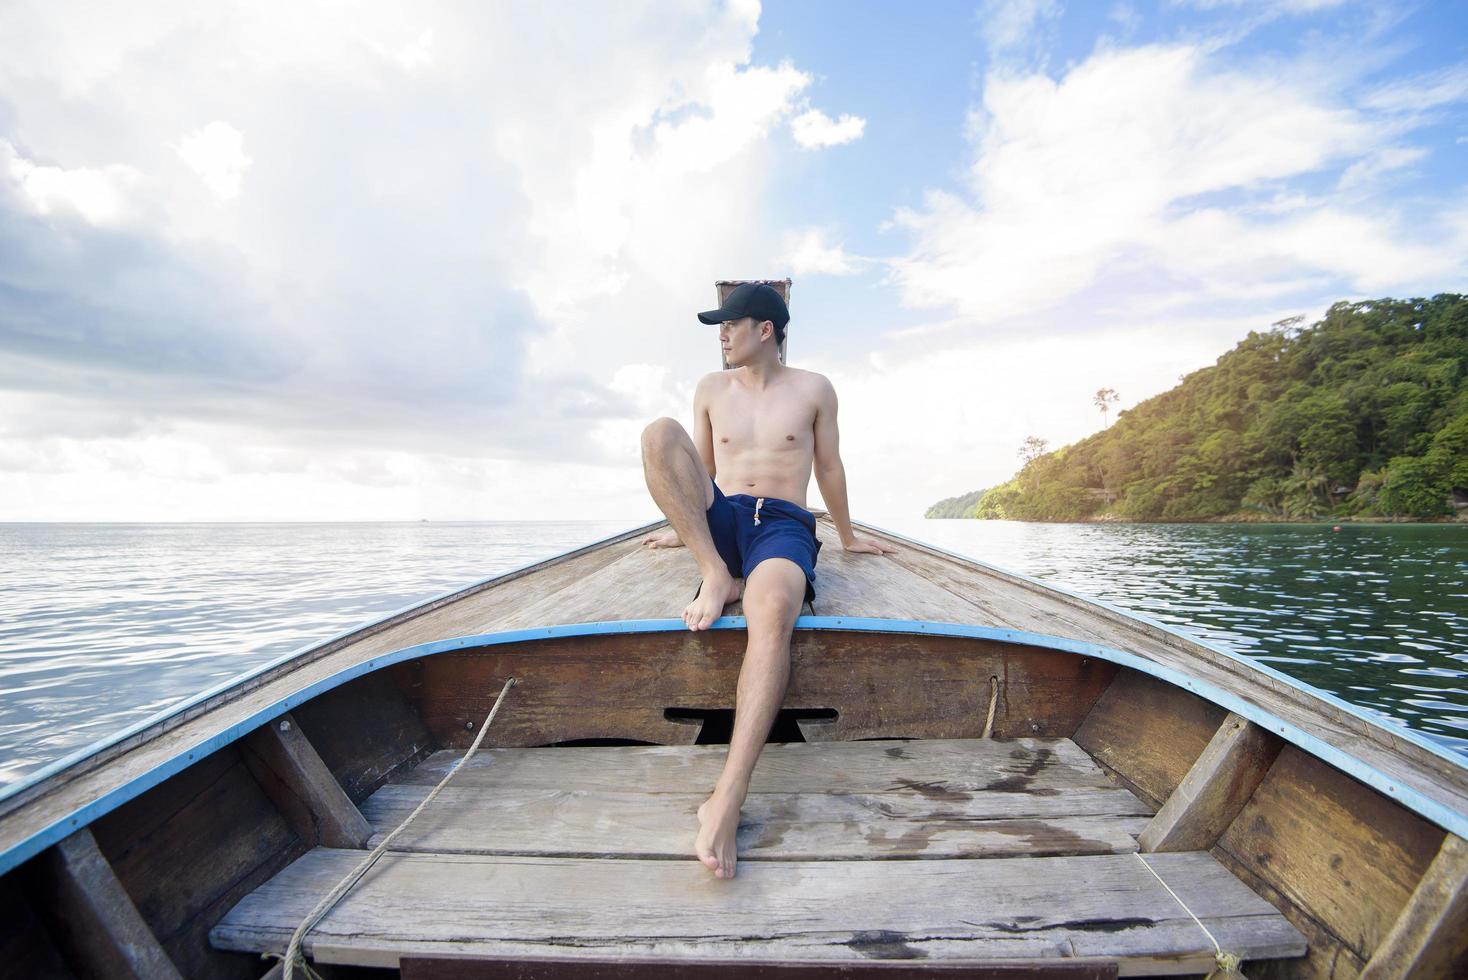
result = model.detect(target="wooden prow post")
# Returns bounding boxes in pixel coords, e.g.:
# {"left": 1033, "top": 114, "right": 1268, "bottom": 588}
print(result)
{"left": 716, "top": 278, "right": 791, "bottom": 369}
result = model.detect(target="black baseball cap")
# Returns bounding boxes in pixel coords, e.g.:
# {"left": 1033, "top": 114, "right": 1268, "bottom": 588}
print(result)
{"left": 697, "top": 282, "right": 789, "bottom": 329}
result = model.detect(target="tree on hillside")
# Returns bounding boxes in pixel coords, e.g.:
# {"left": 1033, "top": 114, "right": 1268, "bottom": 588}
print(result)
{"left": 1093, "top": 387, "right": 1120, "bottom": 427}
{"left": 929, "top": 294, "right": 1468, "bottom": 522}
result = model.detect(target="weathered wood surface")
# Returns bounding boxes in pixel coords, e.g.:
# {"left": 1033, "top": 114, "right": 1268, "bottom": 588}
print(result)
{"left": 393, "top": 738, "right": 1140, "bottom": 795}
{"left": 0, "top": 874, "right": 75, "bottom": 979}
{"left": 400, "top": 956, "right": 1119, "bottom": 978}
{"left": 363, "top": 786, "right": 1147, "bottom": 860}
{"left": 88, "top": 747, "right": 307, "bottom": 980}
{"left": 857, "top": 521, "right": 1468, "bottom": 836}
{"left": 1215, "top": 746, "right": 1445, "bottom": 969}
{"left": 241, "top": 712, "right": 371, "bottom": 849}
{"left": 292, "top": 669, "right": 436, "bottom": 803}
{"left": 1140, "top": 713, "right": 1282, "bottom": 853}
{"left": 394, "top": 633, "right": 1115, "bottom": 748}
{"left": 1209, "top": 846, "right": 1367, "bottom": 980}
{"left": 26, "top": 828, "right": 182, "bottom": 980}
{"left": 1074, "top": 670, "right": 1226, "bottom": 809}
{"left": 8, "top": 509, "right": 1467, "bottom": 872}
{"left": 359, "top": 739, "right": 1150, "bottom": 861}
{"left": 497, "top": 533, "right": 982, "bottom": 627}
{"left": 211, "top": 848, "right": 1304, "bottom": 973}
{"left": 0, "top": 522, "right": 657, "bottom": 861}
{"left": 1359, "top": 833, "right": 1468, "bottom": 979}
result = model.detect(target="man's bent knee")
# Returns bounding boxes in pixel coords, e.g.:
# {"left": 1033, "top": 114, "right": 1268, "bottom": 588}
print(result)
{"left": 641, "top": 417, "right": 685, "bottom": 456}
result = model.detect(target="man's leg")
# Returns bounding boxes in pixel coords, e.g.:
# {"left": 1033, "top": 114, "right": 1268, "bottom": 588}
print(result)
{"left": 695, "top": 557, "right": 806, "bottom": 879}
{"left": 640, "top": 417, "right": 740, "bottom": 630}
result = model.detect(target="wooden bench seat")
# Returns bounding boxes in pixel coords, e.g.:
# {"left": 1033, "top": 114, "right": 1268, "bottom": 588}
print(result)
{"left": 210, "top": 738, "right": 1306, "bottom": 974}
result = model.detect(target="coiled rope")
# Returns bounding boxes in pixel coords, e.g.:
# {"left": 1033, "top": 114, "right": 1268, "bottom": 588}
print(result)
{"left": 269, "top": 676, "right": 518, "bottom": 980}
{"left": 1133, "top": 851, "right": 1247, "bottom": 979}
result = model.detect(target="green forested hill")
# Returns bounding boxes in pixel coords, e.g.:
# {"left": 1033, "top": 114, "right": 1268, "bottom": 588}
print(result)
{"left": 924, "top": 488, "right": 990, "bottom": 518}
{"left": 937, "top": 294, "right": 1468, "bottom": 522}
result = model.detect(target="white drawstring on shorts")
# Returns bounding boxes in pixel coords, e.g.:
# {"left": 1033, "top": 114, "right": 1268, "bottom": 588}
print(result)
{"left": 754, "top": 497, "right": 765, "bottom": 525}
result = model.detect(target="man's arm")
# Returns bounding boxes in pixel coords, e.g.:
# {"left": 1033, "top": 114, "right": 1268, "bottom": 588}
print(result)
{"left": 812, "top": 375, "right": 894, "bottom": 555}
{"left": 691, "top": 373, "right": 717, "bottom": 479}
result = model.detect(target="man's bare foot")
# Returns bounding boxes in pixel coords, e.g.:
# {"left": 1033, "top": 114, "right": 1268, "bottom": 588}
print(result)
{"left": 641, "top": 528, "right": 684, "bottom": 548}
{"left": 683, "top": 568, "right": 739, "bottom": 631}
{"left": 695, "top": 787, "right": 743, "bottom": 879}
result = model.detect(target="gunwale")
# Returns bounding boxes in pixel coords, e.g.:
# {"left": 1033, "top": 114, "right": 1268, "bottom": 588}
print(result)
{"left": 2, "top": 516, "right": 1466, "bottom": 879}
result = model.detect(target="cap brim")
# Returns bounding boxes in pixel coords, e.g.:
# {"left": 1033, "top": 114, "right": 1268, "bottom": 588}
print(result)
{"left": 696, "top": 307, "right": 737, "bottom": 325}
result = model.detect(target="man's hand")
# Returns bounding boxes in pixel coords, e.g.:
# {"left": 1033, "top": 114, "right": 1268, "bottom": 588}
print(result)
{"left": 642, "top": 528, "right": 684, "bottom": 549}
{"left": 842, "top": 534, "right": 896, "bottom": 555}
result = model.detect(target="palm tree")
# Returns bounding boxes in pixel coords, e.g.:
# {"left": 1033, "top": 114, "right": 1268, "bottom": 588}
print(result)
{"left": 1093, "top": 387, "right": 1120, "bottom": 428}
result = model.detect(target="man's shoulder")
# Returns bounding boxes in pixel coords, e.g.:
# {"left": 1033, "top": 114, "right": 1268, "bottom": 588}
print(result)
{"left": 789, "top": 367, "right": 836, "bottom": 395}
{"left": 695, "top": 370, "right": 731, "bottom": 392}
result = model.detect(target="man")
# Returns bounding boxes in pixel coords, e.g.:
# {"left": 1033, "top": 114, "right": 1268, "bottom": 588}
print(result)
{"left": 639, "top": 281, "right": 895, "bottom": 880}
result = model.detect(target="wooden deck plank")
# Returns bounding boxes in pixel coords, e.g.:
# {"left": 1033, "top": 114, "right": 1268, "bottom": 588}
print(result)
{"left": 400, "top": 957, "right": 1119, "bottom": 978}
{"left": 391, "top": 739, "right": 1134, "bottom": 795}
{"left": 361, "top": 786, "right": 1148, "bottom": 860}
{"left": 210, "top": 849, "right": 1305, "bottom": 974}
{"left": 498, "top": 524, "right": 984, "bottom": 628}
{"left": 361, "top": 738, "right": 1150, "bottom": 861}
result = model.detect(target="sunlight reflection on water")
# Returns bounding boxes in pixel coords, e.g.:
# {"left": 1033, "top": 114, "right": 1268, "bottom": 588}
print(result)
{"left": 1, "top": 518, "right": 1464, "bottom": 786}
{"left": 886, "top": 517, "right": 1468, "bottom": 758}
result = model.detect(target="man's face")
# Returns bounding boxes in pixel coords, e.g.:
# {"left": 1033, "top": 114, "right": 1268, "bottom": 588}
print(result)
{"left": 719, "top": 316, "right": 764, "bottom": 366}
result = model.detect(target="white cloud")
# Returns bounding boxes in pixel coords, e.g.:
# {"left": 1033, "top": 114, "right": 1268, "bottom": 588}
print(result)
{"left": 172, "top": 121, "right": 252, "bottom": 201}
{"left": 1173, "top": 0, "right": 1351, "bottom": 11}
{"left": 978, "top": 0, "right": 1061, "bottom": 59}
{"left": 789, "top": 108, "right": 866, "bottom": 148}
{"left": 1, "top": 139, "right": 142, "bottom": 225}
{"left": 777, "top": 227, "right": 861, "bottom": 276}
{"left": 887, "top": 43, "right": 1464, "bottom": 326}
{"left": 0, "top": 1, "right": 870, "bottom": 518}
{"left": 363, "top": 28, "right": 435, "bottom": 72}
{"left": 1361, "top": 64, "right": 1468, "bottom": 114}
{"left": 1337, "top": 146, "right": 1426, "bottom": 190}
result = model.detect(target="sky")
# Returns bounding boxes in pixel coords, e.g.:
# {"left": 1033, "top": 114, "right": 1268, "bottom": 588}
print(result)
{"left": 1, "top": 0, "right": 1466, "bottom": 525}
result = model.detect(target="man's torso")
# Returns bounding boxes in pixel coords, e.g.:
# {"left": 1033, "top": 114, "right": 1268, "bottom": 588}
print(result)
{"left": 702, "top": 367, "right": 822, "bottom": 509}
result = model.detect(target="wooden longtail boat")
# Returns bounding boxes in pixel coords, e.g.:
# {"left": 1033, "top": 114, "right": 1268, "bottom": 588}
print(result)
{"left": 3, "top": 517, "right": 1467, "bottom": 979}
{"left": 2, "top": 286, "right": 1466, "bottom": 979}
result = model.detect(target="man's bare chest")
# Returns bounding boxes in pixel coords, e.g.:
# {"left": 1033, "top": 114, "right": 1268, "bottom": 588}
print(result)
{"left": 709, "top": 387, "right": 816, "bottom": 453}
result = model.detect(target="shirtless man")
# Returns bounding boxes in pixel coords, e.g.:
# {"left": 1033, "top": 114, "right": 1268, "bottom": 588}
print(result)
{"left": 638, "top": 282, "right": 895, "bottom": 880}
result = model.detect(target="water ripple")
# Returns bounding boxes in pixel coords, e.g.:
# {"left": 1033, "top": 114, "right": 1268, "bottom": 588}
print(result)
{"left": 2, "top": 519, "right": 1465, "bottom": 785}
{"left": 894, "top": 519, "right": 1468, "bottom": 758}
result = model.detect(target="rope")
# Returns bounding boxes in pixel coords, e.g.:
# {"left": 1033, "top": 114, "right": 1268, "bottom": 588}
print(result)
{"left": 270, "top": 676, "right": 518, "bottom": 980}
{"left": 1133, "top": 852, "right": 1247, "bottom": 979}
{"left": 982, "top": 675, "right": 998, "bottom": 739}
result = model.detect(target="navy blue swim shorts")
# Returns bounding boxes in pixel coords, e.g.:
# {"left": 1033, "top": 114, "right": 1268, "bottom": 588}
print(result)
{"left": 705, "top": 479, "right": 823, "bottom": 605}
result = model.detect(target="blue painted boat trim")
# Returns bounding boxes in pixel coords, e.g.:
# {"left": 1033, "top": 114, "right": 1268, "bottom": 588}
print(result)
{"left": 857, "top": 517, "right": 1468, "bottom": 774}
{"left": 2, "top": 615, "right": 1465, "bottom": 877}
{"left": 0, "top": 520, "right": 662, "bottom": 809}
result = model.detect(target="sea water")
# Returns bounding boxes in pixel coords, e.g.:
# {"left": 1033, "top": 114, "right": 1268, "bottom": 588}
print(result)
{"left": 1, "top": 519, "right": 1464, "bottom": 787}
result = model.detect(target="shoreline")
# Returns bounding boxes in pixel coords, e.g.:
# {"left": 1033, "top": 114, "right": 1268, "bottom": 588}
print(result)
{"left": 931, "top": 512, "right": 1468, "bottom": 524}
